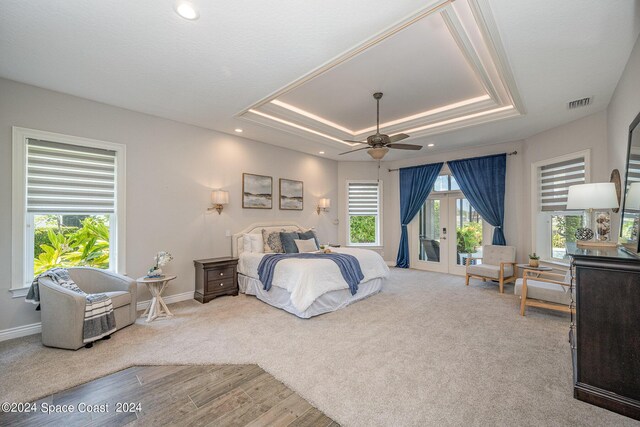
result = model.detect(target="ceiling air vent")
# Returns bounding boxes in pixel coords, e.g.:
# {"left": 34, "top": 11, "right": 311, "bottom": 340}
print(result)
{"left": 567, "top": 97, "right": 592, "bottom": 110}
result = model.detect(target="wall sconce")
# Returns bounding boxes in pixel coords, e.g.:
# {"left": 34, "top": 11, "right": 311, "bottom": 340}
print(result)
{"left": 208, "top": 190, "right": 229, "bottom": 214}
{"left": 316, "top": 198, "right": 330, "bottom": 215}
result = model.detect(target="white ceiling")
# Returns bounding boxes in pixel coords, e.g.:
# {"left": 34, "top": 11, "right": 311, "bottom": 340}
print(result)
{"left": 1, "top": 0, "right": 639, "bottom": 161}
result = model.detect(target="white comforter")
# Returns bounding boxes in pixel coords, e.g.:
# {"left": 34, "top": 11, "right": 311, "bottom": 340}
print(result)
{"left": 238, "top": 248, "right": 390, "bottom": 312}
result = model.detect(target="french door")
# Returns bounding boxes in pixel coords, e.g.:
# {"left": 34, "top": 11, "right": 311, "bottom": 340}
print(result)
{"left": 409, "top": 193, "right": 484, "bottom": 275}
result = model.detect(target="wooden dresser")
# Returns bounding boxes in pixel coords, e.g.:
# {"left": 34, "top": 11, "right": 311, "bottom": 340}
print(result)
{"left": 569, "top": 247, "right": 640, "bottom": 420}
{"left": 193, "top": 257, "right": 238, "bottom": 303}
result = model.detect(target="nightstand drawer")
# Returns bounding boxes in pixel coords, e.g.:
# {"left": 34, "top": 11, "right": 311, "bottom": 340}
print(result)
{"left": 206, "top": 267, "right": 235, "bottom": 282}
{"left": 206, "top": 277, "right": 235, "bottom": 293}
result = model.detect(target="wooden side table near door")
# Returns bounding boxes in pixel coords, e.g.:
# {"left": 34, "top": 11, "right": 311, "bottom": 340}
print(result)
{"left": 137, "top": 275, "right": 177, "bottom": 322}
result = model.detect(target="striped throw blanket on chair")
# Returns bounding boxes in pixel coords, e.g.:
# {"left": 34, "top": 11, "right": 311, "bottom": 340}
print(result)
{"left": 26, "top": 268, "right": 116, "bottom": 343}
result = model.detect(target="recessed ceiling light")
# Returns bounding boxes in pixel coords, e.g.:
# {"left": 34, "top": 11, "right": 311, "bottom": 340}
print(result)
{"left": 319, "top": 151, "right": 325, "bottom": 154}
{"left": 427, "top": 143, "right": 435, "bottom": 147}
{"left": 175, "top": 2, "right": 199, "bottom": 20}
{"left": 234, "top": 128, "right": 243, "bottom": 133}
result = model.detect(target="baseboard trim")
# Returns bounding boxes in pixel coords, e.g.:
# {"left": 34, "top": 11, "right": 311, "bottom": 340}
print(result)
{"left": 136, "top": 291, "right": 195, "bottom": 311}
{"left": 0, "top": 291, "right": 196, "bottom": 342}
{"left": 0, "top": 322, "right": 42, "bottom": 342}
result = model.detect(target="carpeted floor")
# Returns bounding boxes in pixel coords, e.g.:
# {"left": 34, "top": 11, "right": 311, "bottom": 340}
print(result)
{"left": 1, "top": 269, "right": 637, "bottom": 426}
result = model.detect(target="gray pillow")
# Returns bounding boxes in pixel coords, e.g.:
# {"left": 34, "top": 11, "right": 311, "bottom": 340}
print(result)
{"left": 280, "top": 232, "right": 301, "bottom": 253}
{"left": 299, "top": 229, "right": 319, "bottom": 248}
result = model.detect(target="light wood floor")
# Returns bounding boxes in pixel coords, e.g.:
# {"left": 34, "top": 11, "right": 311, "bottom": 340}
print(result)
{"left": 0, "top": 364, "right": 338, "bottom": 427}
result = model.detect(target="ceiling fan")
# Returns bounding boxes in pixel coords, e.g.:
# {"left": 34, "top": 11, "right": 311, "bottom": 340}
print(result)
{"left": 340, "top": 92, "right": 422, "bottom": 160}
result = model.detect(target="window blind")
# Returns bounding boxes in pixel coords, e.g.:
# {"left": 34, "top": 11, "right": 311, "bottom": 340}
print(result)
{"left": 26, "top": 139, "right": 117, "bottom": 213}
{"left": 348, "top": 182, "right": 379, "bottom": 216}
{"left": 627, "top": 151, "right": 640, "bottom": 183}
{"left": 539, "top": 156, "right": 586, "bottom": 211}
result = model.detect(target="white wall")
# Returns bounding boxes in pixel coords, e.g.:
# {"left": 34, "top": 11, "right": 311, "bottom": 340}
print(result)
{"left": 521, "top": 111, "right": 609, "bottom": 256}
{"left": 0, "top": 78, "right": 339, "bottom": 332}
{"left": 608, "top": 35, "right": 640, "bottom": 232}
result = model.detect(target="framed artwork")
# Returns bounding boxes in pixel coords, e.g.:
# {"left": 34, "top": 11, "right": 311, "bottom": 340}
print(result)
{"left": 242, "top": 173, "right": 273, "bottom": 209}
{"left": 279, "top": 178, "right": 303, "bottom": 210}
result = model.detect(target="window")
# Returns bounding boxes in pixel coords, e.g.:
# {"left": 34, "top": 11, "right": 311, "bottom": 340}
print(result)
{"left": 11, "top": 128, "right": 125, "bottom": 295}
{"left": 347, "top": 181, "right": 382, "bottom": 246}
{"left": 432, "top": 174, "right": 460, "bottom": 192}
{"left": 532, "top": 151, "right": 589, "bottom": 263}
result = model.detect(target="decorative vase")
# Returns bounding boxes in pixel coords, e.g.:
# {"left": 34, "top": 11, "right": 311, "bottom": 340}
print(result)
{"left": 529, "top": 259, "right": 539, "bottom": 268}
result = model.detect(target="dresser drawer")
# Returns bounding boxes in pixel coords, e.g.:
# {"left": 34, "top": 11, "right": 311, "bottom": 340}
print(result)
{"left": 206, "top": 267, "right": 235, "bottom": 282}
{"left": 206, "top": 277, "right": 236, "bottom": 293}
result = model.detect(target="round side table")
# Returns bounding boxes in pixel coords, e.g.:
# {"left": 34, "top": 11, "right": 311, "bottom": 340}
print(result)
{"left": 137, "top": 275, "right": 177, "bottom": 322}
{"left": 516, "top": 264, "right": 553, "bottom": 277}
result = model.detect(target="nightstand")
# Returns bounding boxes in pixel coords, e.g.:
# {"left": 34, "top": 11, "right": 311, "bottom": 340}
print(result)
{"left": 193, "top": 257, "right": 238, "bottom": 303}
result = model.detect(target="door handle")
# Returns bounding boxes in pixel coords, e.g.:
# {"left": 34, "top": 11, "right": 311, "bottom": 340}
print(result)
{"left": 441, "top": 237, "right": 446, "bottom": 240}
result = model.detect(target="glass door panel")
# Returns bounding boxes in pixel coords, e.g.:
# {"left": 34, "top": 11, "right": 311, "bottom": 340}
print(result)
{"left": 410, "top": 196, "right": 448, "bottom": 272}
{"left": 449, "top": 197, "right": 483, "bottom": 275}
{"left": 410, "top": 194, "right": 484, "bottom": 275}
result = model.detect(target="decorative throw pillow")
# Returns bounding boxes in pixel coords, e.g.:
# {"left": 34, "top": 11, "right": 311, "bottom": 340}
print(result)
{"left": 243, "top": 234, "right": 264, "bottom": 253}
{"left": 294, "top": 238, "right": 318, "bottom": 253}
{"left": 280, "top": 232, "right": 301, "bottom": 253}
{"left": 298, "top": 229, "right": 319, "bottom": 248}
{"left": 262, "top": 229, "right": 285, "bottom": 253}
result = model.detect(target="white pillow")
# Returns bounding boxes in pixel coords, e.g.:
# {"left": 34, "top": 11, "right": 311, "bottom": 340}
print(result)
{"left": 294, "top": 238, "right": 318, "bottom": 253}
{"left": 250, "top": 234, "right": 264, "bottom": 253}
{"left": 242, "top": 234, "right": 264, "bottom": 253}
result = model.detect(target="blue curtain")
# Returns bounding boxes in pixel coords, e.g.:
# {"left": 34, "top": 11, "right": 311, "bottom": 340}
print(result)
{"left": 448, "top": 153, "right": 507, "bottom": 245}
{"left": 396, "top": 162, "right": 444, "bottom": 268}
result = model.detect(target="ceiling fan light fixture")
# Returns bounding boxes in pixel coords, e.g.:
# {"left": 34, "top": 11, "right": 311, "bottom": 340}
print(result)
{"left": 368, "top": 147, "right": 389, "bottom": 160}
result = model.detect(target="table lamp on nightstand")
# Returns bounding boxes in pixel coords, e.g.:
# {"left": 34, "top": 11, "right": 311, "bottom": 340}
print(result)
{"left": 566, "top": 182, "right": 619, "bottom": 247}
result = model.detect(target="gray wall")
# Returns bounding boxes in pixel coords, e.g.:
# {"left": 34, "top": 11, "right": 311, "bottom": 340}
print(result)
{"left": 0, "top": 78, "right": 339, "bottom": 332}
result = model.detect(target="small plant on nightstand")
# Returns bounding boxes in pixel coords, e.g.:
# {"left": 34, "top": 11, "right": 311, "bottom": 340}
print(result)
{"left": 528, "top": 253, "right": 540, "bottom": 268}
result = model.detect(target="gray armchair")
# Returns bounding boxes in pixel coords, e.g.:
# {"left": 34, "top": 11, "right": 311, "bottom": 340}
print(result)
{"left": 39, "top": 267, "right": 137, "bottom": 350}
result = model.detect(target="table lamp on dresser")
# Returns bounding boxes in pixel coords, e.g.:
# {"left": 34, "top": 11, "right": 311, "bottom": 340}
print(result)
{"left": 566, "top": 182, "right": 619, "bottom": 247}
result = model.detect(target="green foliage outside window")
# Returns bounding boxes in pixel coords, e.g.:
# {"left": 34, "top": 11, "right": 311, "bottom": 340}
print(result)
{"left": 33, "top": 215, "right": 110, "bottom": 275}
{"left": 456, "top": 222, "right": 482, "bottom": 254}
{"left": 349, "top": 215, "right": 376, "bottom": 244}
{"left": 551, "top": 215, "right": 583, "bottom": 252}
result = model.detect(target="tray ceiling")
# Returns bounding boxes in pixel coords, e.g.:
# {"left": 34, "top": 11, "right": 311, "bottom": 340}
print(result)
{"left": 239, "top": 0, "right": 523, "bottom": 149}
{"left": 1, "top": 0, "right": 638, "bottom": 160}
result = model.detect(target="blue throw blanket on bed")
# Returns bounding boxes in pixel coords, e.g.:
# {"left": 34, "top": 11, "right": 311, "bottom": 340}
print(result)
{"left": 257, "top": 253, "right": 364, "bottom": 295}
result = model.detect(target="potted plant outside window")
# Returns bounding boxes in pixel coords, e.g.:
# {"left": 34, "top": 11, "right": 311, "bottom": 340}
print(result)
{"left": 457, "top": 223, "right": 482, "bottom": 265}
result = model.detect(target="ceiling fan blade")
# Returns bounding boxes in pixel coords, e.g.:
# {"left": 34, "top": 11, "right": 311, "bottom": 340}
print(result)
{"left": 343, "top": 140, "right": 368, "bottom": 145}
{"left": 339, "top": 146, "right": 370, "bottom": 155}
{"left": 388, "top": 133, "right": 410, "bottom": 143}
{"left": 387, "top": 143, "right": 422, "bottom": 150}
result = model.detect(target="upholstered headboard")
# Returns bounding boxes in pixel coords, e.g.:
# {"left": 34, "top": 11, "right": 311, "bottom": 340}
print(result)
{"left": 232, "top": 221, "right": 307, "bottom": 257}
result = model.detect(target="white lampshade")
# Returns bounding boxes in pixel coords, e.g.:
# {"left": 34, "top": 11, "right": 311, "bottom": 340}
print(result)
{"left": 319, "top": 198, "right": 330, "bottom": 209}
{"left": 211, "top": 190, "right": 229, "bottom": 205}
{"left": 625, "top": 182, "right": 640, "bottom": 210}
{"left": 566, "top": 183, "right": 619, "bottom": 210}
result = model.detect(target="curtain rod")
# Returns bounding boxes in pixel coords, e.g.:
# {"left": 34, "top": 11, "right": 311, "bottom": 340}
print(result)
{"left": 387, "top": 151, "right": 518, "bottom": 172}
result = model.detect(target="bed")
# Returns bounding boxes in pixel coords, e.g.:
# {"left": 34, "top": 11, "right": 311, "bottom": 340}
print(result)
{"left": 232, "top": 222, "right": 390, "bottom": 318}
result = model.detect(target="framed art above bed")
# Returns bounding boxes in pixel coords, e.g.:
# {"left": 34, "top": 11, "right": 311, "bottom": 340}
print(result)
{"left": 243, "top": 173, "right": 272, "bottom": 209}
{"left": 279, "top": 178, "right": 303, "bottom": 210}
